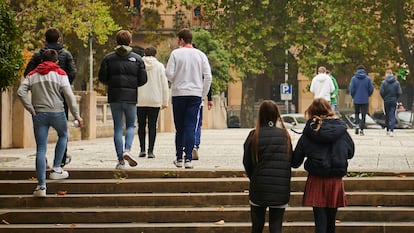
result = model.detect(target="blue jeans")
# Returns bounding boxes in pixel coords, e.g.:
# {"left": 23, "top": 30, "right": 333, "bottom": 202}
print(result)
{"left": 32, "top": 112, "right": 68, "bottom": 186}
{"left": 354, "top": 103, "right": 368, "bottom": 130}
{"left": 172, "top": 96, "right": 202, "bottom": 161}
{"left": 110, "top": 102, "right": 137, "bottom": 161}
{"left": 384, "top": 102, "right": 397, "bottom": 132}
{"left": 194, "top": 106, "right": 203, "bottom": 149}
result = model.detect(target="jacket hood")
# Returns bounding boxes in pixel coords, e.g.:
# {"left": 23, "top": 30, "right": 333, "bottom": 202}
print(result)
{"left": 30, "top": 61, "right": 64, "bottom": 76}
{"left": 114, "top": 45, "right": 132, "bottom": 56}
{"left": 385, "top": 75, "right": 397, "bottom": 84}
{"left": 303, "top": 118, "right": 347, "bottom": 143}
{"left": 143, "top": 56, "right": 157, "bottom": 71}
{"left": 355, "top": 69, "right": 368, "bottom": 79}
{"left": 313, "top": 73, "right": 331, "bottom": 82}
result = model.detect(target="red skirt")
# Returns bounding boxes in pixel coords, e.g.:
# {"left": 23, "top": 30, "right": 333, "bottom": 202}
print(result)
{"left": 302, "top": 175, "right": 348, "bottom": 208}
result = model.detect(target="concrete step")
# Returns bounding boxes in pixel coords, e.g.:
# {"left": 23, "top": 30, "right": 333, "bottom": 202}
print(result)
{"left": 1, "top": 207, "right": 413, "bottom": 224}
{"left": 1, "top": 222, "right": 414, "bottom": 233}
{"left": 2, "top": 176, "right": 413, "bottom": 195}
{"left": 1, "top": 192, "right": 414, "bottom": 208}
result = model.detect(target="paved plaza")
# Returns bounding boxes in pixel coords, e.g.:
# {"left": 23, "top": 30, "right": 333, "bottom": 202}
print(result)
{"left": 1, "top": 128, "right": 414, "bottom": 172}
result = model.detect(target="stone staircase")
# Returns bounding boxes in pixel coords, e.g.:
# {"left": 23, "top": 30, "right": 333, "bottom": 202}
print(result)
{"left": 0, "top": 169, "right": 413, "bottom": 233}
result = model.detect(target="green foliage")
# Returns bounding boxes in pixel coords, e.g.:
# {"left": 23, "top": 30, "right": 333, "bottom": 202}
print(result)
{"left": 192, "top": 28, "right": 233, "bottom": 94}
{"left": 0, "top": 0, "right": 24, "bottom": 91}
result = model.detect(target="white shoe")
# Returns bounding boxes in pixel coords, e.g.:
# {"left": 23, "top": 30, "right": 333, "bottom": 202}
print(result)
{"left": 49, "top": 168, "right": 69, "bottom": 180}
{"left": 390, "top": 132, "right": 394, "bottom": 137}
{"left": 33, "top": 186, "right": 46, "bottom": 198}
{"left": 173, "top": 160, "right": 183, "bottom": 168}
{"left": 115, "top": 162, "right": 125, "bottom": 170}
{"left": 123, "top": 151, "right": 137, "bottom": 167}
{"left": 184, "top": 160, "right": 194, "bottom": 169}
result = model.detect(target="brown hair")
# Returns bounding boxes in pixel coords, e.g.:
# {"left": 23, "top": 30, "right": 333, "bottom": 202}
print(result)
{"left": 250, "top": 100, "right": 291, "bottom": 163}
{"left": 116, "top": 30, "right": 132, "bottom": 45}
{"left": 177, "top": 28, "right": 192, "bottom": 44}
{"left": 41, "top": 49, "right": 58, "bottom": 62}
{"left": 45, "top": 27, "right": 61, "bottom": 43}
{"left": 305, "top": 98, "right": 334, "bottom": 131}
{"left": 144, "top": 46, "right": 157, "bottom": 56}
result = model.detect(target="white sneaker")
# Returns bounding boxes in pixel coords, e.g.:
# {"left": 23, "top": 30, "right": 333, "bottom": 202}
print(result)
{"left": 33, "top": 186, "right": 46, "bottom": 198}
{"left": 390, "top": 132, "right": 394, "bottom": 137}
{"left": 184, "top": 160, "right": 194, "bottom": 169}
{"left": 49, "top": 168, "right": 69, "bottom": 180}
{"left": 123, "top": 151, "right": 137, "bottom": 167}
{"left": 173, "top": 160, "right": 183, "bottom": 168}
{"left": 115, "top": 162, "right": 125, "bottom": 170}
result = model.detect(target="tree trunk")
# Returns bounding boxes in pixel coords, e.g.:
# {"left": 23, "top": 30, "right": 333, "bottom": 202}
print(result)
{"left": 240, "top": 73, "right": 257, "bottom": 128}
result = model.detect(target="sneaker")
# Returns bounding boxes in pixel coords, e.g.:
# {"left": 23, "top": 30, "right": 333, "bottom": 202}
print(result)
{"left": 138, "top": 152, "right": 147, "bottom": 158}
{"left": 386, "top": 130, "right": 390, "bottom": 136}
{"left": 61, "top": 155, "right": 72, "bottom": 167}
{"left": 355, "top": 127, "right": 359, "bottom": 135}
{"left": 49, "top": 168, "right": 69, "bottom": 180}
{"left": 115, "top": 161, "right": 125, "bottom": 170}
{"left": 147, "top": 152, "right": 155, "bottom": 159}
{"left": 184, "top": 160, "right": 193, "bottom": 169}
{"left": 359, "top": 130, "right": 365, "bottom": 136}
{"left": 123, "top": 151, "right": 137, "bottom": 167}
{"left": 390, "top": 132, "right": 394, "bottom": 137}
{"left": 192, "top": 148, "right": 199, "bottom": 160}
{"left": 173, "top": 159, "right": 183, "bottom": 168}
{"left": 33, "top": 186, "right": 46, "bottom": 198}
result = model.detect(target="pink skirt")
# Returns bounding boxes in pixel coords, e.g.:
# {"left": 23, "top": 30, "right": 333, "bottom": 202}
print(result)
{"left": 302, "top": 175, "right": 348, "bottom": 208}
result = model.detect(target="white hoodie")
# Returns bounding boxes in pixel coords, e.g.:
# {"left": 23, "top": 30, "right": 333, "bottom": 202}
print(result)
{"left": 137, "top": 56, "right": 169, "bottom": 107}
{"left": 310, "top": 73, "right": 335, "bottom": 102}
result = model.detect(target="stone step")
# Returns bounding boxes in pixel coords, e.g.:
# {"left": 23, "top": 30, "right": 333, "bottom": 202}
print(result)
{"left": 1, "top": 176, "right": 413, "bottom": 195}
{"left": 1, "top": 168, "right": 412, "bottom": 180}
{"left": 1, "top": 207, "right": 413, "bottom": 224}
{"left": 1, "top": 192, "right": 414, "bottom": 208}
{"left": 1, "top": 222, "right": 414, "bottom": 233}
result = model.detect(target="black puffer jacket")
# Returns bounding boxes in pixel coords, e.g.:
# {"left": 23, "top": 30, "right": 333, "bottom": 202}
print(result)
{"left": 292, "top": 118, "right": 355, "bottom": 177}
{"left": 243, "top": 125, "right": 292, "bottom": 206}
{"left": 24, "top": 43, "right": 77, "bottom": 83}
{"left": 98, "top": 45, "right": 147, "bottom": 104}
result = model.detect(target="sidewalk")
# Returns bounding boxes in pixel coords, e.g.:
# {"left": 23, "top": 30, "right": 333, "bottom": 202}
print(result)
{"left": 1, "top": 128, "right": 413, "bottom": 172}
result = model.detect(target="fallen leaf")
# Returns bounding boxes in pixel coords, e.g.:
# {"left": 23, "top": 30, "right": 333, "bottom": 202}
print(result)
{"left": 216, "top": 206, "right": 224, "bottom": 211}
{"left": 57, "top": 190, "right": 67, "bottom": 195}
{"left": 2, "top": 219, "right": 10, "bottom": 225}
{"left": 29, "top": 177, "right": 37, "bottom": 181}
{"left": 397, "top": 174, "right": 406, "bottom": 178}
{"left": 215, "top": 220, "right": 225, "bottom": 225}
{"left": 335, "top": 220, "right": 341, "bottom": 223}
{"left": 70, "top": 223, "right": 77, "bottom": 228}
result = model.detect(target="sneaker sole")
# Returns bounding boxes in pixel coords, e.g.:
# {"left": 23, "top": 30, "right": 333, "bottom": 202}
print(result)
{"left": 173, "top": 161, "right": 183, "bottom": 168}
{"left": 49, "top": 172, "right": 69, "bottom": 180}
{"left": 123, "top": 154, "right": 138, "bottom": 167}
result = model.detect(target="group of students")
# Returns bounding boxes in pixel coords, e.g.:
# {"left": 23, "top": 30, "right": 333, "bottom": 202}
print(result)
{"left": 244, "top": 98, "right": 355, "bottom": 233}
{"left": 18, "top": 27, "right": 212, "bottom": 197}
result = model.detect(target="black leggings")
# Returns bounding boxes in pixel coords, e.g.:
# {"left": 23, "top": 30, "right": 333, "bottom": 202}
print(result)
{"left": 250, "top": 205, "right": 285, "bottom": 233}
{"left": 313, "top": 207, "right": 338, "bottom": 233}
{"left": 137, "top": 107, "right": 160, "bottom": 153}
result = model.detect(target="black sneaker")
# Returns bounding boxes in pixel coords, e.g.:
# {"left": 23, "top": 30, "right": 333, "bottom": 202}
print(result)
{"left": 147, "top": 152, "right": 155, "bottom": 159}
{"left": 60, "top": 155, "right": 72, "bottom": 167}
{"left": 355, "top": 128, "right": 359, "bottom": 135}
{"left": 138, "top": 152, "right": 147, "bottom": 158}
{"left": 359, "top": 130, "right": 365, "bottom": 136}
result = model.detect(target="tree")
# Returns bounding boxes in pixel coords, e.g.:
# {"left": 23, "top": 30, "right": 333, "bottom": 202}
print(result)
{"left": 11, "top": 0, "right": 120, "bottom": 90}
{"left": 0, "top": 0, "right": 24, "bottom": 91}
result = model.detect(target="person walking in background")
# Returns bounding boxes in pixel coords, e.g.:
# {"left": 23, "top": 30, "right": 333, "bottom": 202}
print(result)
{"left": 292, "top": 98, "right": 354, "bottom": 233}
{"left": 137, "top": 46, "right": 169, "bottom": 159}
{"left": 193, "top": 88, "right": 213, "bottom": 160}
{"left": 310, "top": 66, "right": 335, "bottom": 102}
{"left": 349, "top": 65, "right": 374, "bottom": 135}
{"left": 380, "top": 69, "right": 402, "bottom": 137}
{"left": 327, "top": 69, "right": 339, "bottom": 113}
{"left": 243, "top": 100, "right": 292, "bottom": 233}
{"left": 24, "top": 27, "right": 76, "bottom": 167}
{"left": 18, "top": 49, "right": 83, "bottom": 197}
{"left": 166, "top": 28, "right": 212, "bottom": 169}
{"left": 98, "top": 29, "right": 147, "bottom": 169}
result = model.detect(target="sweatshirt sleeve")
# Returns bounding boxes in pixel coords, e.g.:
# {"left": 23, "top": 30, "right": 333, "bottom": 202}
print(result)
{"left": 17, "top": 78, "right": 36, "bottom": 115}
{"left": 160, "top": 63, "right": 169, "bottom": 106}
{"left": 292, "top": 136, "right": 306, "bottom": 168}
{"left": 243, "top": 130, "right": 255, "bottom": 179}
{"left": 201, "top": 54, "right": 212, "bottom": 98}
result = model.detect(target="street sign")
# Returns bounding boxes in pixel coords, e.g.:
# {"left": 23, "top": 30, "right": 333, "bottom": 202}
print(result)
{"left": 280, "top": 83, "right": 292, "bottom": 100}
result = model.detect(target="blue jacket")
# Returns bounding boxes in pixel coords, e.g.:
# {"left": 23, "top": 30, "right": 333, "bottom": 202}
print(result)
{"left": 292, "top": 118, "right": 355, "bottom": 177}
{"left": 349, "top": 69, "right": 374, "bottom": 104}
{"left": 380, "top": 75, "right": 402, "bottom": 104}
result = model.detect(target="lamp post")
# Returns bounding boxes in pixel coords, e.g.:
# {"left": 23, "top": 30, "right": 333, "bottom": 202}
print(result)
{"left": 88, "top": 33, "right": 93, "bottom": 91}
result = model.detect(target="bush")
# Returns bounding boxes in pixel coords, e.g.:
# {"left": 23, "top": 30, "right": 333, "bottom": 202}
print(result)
{"left": 0, "top": 1, "right": 24, "bottom": 91}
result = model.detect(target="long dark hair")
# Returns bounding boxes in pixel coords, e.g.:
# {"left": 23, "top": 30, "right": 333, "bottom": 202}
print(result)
{"left": 250, "top": 100, "right": 291, "bottom": 163}
{"left": 305, "top": 98, "right": 334, "bottom": 131}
